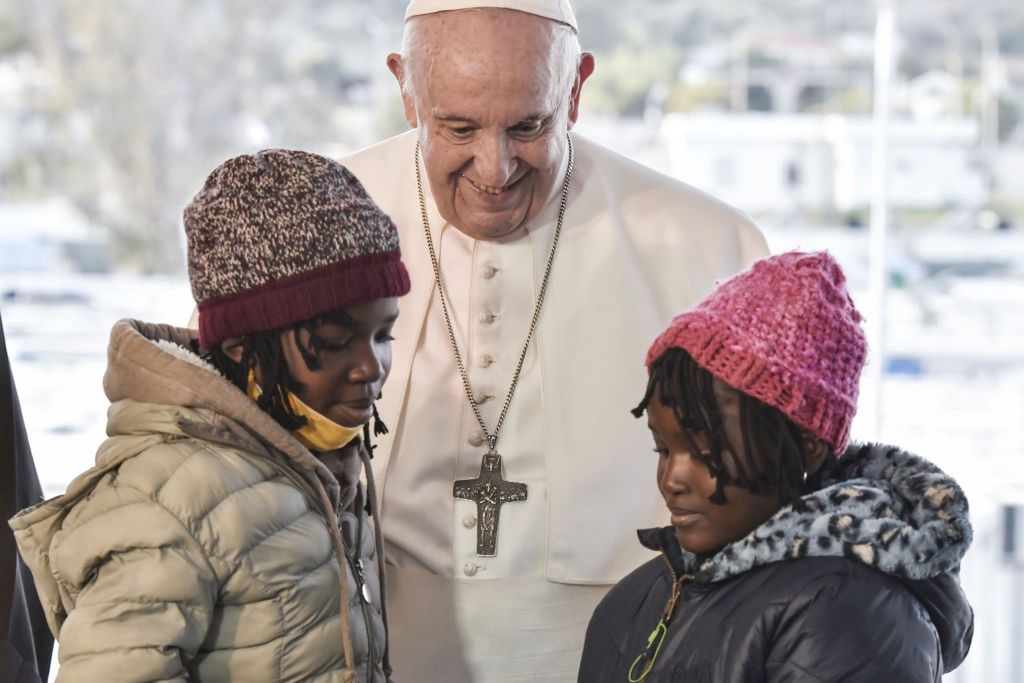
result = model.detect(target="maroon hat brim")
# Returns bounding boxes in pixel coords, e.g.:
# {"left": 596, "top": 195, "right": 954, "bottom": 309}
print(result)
{"left": 197, "top": 249, "right": 410, "bottom": 349}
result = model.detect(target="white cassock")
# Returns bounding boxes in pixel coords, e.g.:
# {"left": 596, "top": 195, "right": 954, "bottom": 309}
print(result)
{"left": 341, "top": 130, "right": 768, "bottom": 681}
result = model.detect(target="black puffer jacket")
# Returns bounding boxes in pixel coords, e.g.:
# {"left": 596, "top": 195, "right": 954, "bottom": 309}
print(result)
{"left": 579, "top": 444, "right": 974, "bottom": 682}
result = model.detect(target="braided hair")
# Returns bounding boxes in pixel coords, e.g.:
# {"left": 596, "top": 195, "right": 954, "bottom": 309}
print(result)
{"left": 633, "top": 347, "right": 824, "bottom": 510}
{"left": 200, "top": 310, "right": 375, "bottom": 435}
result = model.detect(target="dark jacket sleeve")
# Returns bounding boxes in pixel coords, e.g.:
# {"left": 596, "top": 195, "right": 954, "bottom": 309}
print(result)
{"left": 765, "top": 570, "right": 941, "bottom": 683}
{"left": 578, "top": 601, "right": 621, "bottom": 683}
{"left": 577, "top": 560, "right": 667, "bottom": 683}
{"left": 1, "top": 310, "right": 53, "bottom": 683}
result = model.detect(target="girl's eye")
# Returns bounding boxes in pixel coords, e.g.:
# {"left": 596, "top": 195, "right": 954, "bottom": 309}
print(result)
{"left": 312, "top": 332, "right": 352, "bottom": 352}
{"left": 652, "top": 447, "right": 669, "bottom": 457}
{"left": 690, "top": 450, "right": 713, "bottom": 465}
{"left": 375, "top": 333, "right": 396, "bottom": 344}
{"left": 319, "top": 340, "right": 350, "bottom": 352}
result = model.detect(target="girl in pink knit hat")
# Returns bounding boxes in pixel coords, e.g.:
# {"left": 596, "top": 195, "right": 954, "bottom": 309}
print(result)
{"left": 579, "top": 250, "right": 974, "bottom": 682}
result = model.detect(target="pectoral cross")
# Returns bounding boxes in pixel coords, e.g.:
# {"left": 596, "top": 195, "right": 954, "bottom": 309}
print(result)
{"left": 453, "top": 451, "right": 527, "bottom": 557}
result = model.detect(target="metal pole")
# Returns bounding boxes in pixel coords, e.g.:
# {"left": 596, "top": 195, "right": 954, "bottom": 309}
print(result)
{"left": 731, "top": 35, "right": 749, "bottom": 113}
{"left": 866, "top": 0, "right": 894, "bottom": 439}
{"left": 1007, "top": 504, "right": 1024, "bottom": 682}
{"left": 980, "top": 21, "right": 1000, "bottom": 193}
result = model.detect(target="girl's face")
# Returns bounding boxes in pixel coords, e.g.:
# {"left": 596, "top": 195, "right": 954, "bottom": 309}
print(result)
{"left": 278, "top": 297, "right": 399, "bottom": 428}
{"left": 648, "top": 378, "right": 783, "bottom": 556}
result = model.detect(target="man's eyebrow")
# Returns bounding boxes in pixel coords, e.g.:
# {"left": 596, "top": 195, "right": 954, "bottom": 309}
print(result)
{"left": 431, "top": 113, "right": 552, "bottom": 126}
{"left": 518, "top": 113, "right": 550, "bottom": 123}
{"left": 434, "top": 113, "right": 479, "bottom": 125}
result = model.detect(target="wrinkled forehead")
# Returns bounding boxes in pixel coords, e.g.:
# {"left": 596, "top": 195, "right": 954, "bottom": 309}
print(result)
{"left": 411, "top": 9, "right": 570, "bottom": 84}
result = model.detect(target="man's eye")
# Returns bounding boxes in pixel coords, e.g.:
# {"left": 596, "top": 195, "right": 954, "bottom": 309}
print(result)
{"left": 511, "top": 122, "right": 542, "bottom": 136}
{"left": 449, "top": 126, "right": 474, "bottom": 138}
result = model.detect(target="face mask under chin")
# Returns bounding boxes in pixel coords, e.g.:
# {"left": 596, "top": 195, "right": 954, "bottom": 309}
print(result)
{"left": 247, "top": 370, "right": 362, "bottom": 452}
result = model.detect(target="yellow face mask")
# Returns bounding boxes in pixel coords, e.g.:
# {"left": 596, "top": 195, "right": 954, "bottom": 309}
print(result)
{"left": 247, "top": 370, "right": 362, "bottom": 452}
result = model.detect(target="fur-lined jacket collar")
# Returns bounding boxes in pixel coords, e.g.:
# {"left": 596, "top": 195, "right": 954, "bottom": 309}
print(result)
{"left": 637, "top": 443, "right": 974, "bottom": 669}
{"left": 639, "top": 442, "right": 972, "bottom": 584}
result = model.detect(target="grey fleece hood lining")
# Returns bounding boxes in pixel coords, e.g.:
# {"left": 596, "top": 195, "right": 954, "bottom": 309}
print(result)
{"left": 103, "top": 319, "right": 343, "bottom": 508}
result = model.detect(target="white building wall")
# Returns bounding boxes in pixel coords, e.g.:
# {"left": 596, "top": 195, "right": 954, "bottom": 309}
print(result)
{"left": 660, "top": 112, "right": 987, "bottom": 213}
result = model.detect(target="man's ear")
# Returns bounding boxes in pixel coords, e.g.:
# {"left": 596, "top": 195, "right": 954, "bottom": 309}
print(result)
{"left": 567, "top": 52, "right": 596, "bottom": 128}
{"left": 219, "top": 337, "right": 245, "bottom": 364}
{"left": 387, "top": 53, "right": 419, "bottom": 128}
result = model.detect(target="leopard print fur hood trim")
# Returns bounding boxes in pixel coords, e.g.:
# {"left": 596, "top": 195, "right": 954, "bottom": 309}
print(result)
{"left": 647, "top": 443, "right": 972, "bottom": 583}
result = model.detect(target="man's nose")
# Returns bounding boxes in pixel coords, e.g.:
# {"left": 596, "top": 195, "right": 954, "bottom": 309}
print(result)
{"left": 473, "top": 134, "right": 517, "bottom": 188}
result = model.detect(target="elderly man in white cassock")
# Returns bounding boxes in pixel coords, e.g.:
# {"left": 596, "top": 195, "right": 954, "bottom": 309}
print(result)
{"left": 341, "top": 0, "right": 769, "bottom": 679}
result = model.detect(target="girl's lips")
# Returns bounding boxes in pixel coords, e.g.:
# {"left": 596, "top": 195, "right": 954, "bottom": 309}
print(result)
{"left": 669, "top": 508, "right": 703, "bottom": 527}
{"left": 332, "top": 402, "right": 374, "bottom": 427}
{"left": 340, "top": 398, "right": 373, "bottom": 410}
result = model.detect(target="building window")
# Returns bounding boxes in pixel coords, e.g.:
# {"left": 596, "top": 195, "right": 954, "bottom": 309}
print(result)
{"left": 786, "top": 162, "right": 802, "bottom": 188}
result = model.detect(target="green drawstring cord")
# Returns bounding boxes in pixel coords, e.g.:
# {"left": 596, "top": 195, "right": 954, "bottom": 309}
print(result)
{"left": 627, "top": 618, "right": 668, "bottom": 682}
{"left": 626, "top": 556, "right": 692, "bottom": 682}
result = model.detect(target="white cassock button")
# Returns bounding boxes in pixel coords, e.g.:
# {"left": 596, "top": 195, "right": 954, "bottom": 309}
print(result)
{"left": 468, "top": 432, "right": 484, "bottom": 447}
{"left": 482, "top": 264, "right": 498, "bottom": 279}
{"left": 478, "top": 354, "right": 494, "bottom": 368}
{"left": 463, "top": 514, "right": 477, "bottom": 528}
{"left": 479, "top": 311, "right": 497, "bottom": 324}
{"left": 463, "top": 562, "right": 479, "bottom": 577}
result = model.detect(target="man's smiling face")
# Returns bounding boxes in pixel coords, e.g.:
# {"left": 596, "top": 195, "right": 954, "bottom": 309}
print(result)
{"left": 393, "top": 9, "right": 592, "bottom": 240}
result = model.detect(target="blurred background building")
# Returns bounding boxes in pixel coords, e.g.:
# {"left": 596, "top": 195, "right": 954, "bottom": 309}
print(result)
{"left": 1, "top": 1, "right": 1022, "bottom": 680}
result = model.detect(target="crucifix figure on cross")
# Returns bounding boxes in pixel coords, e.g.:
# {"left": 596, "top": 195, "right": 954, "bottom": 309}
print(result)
{"left": 453, "top": 451, "right": 528, "bottom": 557}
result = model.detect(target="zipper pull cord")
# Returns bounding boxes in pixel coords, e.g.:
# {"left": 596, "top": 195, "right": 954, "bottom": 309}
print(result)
{"left": 627, "top": 571, "right": 693, "bottom": 682}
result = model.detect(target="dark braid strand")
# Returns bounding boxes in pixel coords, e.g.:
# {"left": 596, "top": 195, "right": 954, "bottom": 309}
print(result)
{"left": 633, "top": 347, "right": 820, "bottom": 510}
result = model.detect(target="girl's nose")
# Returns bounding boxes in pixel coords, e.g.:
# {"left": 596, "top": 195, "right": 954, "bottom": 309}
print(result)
{"left": 348, "top": 343, "right": 385, "bottom": 385}
{"left": 659, "top": 451, "right": 703, "bottom": 495}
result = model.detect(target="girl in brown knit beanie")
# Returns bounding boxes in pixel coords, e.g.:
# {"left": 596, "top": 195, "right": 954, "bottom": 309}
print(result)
{"left": 10, "top": 149, "right": 408, "bottom": 682}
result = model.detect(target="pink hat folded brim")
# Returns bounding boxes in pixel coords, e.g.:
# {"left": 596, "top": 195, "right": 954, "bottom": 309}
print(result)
{"left": 646, "top": 306, "right": 858, "bottom": 454}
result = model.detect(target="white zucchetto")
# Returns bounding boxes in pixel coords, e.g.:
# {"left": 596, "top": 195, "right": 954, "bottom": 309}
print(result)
{"left": 404, "top": 0, "right": 578, "bottom": 32}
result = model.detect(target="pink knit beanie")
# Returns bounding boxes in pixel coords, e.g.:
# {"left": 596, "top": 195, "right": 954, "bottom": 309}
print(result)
{"left": 645, "top": 251, "right": 867, "bottom": 454}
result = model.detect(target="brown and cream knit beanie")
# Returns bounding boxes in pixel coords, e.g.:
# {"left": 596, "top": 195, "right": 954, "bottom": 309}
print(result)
{"left": 185, "top": 149, "right": 410, "bottom": 349}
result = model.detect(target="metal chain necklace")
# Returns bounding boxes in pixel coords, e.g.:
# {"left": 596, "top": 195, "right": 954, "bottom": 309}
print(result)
{"left": 415, "top": 135, "right": 575, "bottom": 556}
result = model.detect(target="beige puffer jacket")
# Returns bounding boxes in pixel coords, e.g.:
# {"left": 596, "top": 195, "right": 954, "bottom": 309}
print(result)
{"left": 9, "top": 320, "right": 390, "bottom": 682}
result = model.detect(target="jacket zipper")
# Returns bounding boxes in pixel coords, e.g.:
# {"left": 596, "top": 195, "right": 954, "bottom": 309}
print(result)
{"left": 658, "top": 551, "right": 692, "bottom": 623}
{"left": 628, "top": 553, "right": 694, "bottom": 682}
{"left": 347, "top": 511, "right": 378, "bottom": 683}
